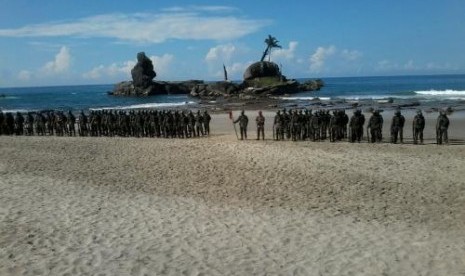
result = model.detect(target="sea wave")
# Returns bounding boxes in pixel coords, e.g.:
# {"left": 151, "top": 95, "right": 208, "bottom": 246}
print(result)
{"left": 0, "top": 95, "right": 20, "bottom": 100}
{"left": 280, "top": 96, "right": 331, "bottom": 101}
{"left": 415, "top": 89, "right": 465, "bottom": 96}
{"left": 0, "top": 108, "right": 31, "bottom": 113}
{"left": 342, "top": 95, "right": 389, "bottom": 101}
{"left": 89, "top": 101, "right": 197, "bottom": 111}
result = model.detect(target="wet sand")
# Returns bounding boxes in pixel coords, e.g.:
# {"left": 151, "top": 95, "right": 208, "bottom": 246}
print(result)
{"left": 1, "top": 111, "right": 465, "bottom": 275}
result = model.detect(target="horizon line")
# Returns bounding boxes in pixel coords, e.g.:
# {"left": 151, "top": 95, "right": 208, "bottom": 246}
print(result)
{"left": 1, "top": 73, "right": 465, "bottom": 90}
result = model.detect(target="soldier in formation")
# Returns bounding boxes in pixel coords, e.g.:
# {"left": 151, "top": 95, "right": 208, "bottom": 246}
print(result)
{"left": 436, "top": 110, "right": 449, "bottom": 145}
{"left": 349, "top": 109, "right": 365, "bottom": 143}
{"left": 269, "top": 108, "right": 350, "bottom": 142}
{"left": 273, "top": 110, "right": 284, "bottom": 140}
{"left": 412, "top": 110, "right": 425, "bottom": 144}
{"left": 367, "top": 110, "right": 383, "bottom": 143}
{"left": 0, "top": 108, "right": 453, "bottom": 145}
{"left": 390, "top": 109, "right": 405, "bottom": 144}
{"left": 0, "top": 109, "right": 212, "bottom": 139}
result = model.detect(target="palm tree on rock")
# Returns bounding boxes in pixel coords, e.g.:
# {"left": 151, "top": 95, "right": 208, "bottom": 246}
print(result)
{"left": 260, "top": 35, "right": 282, "bottom": 62}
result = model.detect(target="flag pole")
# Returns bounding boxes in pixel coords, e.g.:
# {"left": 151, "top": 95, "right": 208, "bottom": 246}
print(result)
{"left": 229, "top": 111, "right": 239, "bottom": 140}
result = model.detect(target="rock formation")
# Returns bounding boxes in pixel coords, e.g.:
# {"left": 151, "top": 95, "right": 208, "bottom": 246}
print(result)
{"left": 190, "top": 82, "right": 241, "bottom": 99}
{"left": 112, "top": 51, "right": 324, "bottom": 98}
{"left": 112, "top": 52, "right": 204, "bottom": 96}
{"left": 131, "top": 52, "right": 156, "bottom": 89}
{"left": 243, "top": 61, "right": 282, "bottom": 80}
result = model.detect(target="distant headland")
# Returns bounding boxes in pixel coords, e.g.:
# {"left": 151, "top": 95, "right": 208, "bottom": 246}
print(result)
{"left": 111, "top": 35, "right": 324, "bottom": 99}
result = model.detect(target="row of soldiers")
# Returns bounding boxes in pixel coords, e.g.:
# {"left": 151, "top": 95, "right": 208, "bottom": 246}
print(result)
{"left": 0, "top": 109, "right": 212, "bottom": 138}
{"left": 234, "top": 109, "right": 349, "bottom": 141}
{"left": 233, "top": 108, "right": 450, "bottom": 145}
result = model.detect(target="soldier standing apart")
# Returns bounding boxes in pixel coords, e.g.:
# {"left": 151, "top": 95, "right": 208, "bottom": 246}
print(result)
{"left": 203, "top": 110, "right": 211, "bottom": 136}
{"left": 390, "top": 109, "right": 405, "bottom": 143}
{"left": 234, "top": 110, "right": 249, "bottom": 140}
{"left": 412, "top": 110, "right": 425, "bottom": 144}
{"left": 436, "top": 110, "right": 449, "bottom": 145}
{"left": 368, "top": 110, "right": 383, "bottom": 143}
{"left": 255, "top": 111, "right": 265, "bottom": 140}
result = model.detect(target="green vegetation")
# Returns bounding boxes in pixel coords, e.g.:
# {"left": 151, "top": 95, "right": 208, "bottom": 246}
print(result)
{"left": 245, "top": 76, "right": 284, "bottom": 88}
{"left": 260, "top": 35, "right": 282, "bottom": 62}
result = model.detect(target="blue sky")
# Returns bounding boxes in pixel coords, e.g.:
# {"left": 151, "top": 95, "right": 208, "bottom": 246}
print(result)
{"left": 0, "top": 0, "right": 464, "bottom": 87}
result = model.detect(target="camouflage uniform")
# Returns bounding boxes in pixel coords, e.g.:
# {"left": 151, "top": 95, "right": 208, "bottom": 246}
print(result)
{"left": 255, "top": 111, "right": 265, "bottom": 140}
{"left": 329, "top": 111, "right": 339, "bottom": 142}
{"left": 195, "top": 111, "right": 204, "bottom": 137}
{"left": 203, "top": 111, "right": 211, "bottom": 136}
{"left": 234, "top": 110, "right": 249, "bottom": 140}
{"left": 310, "top": 111, "right": 320, "bottom": 141}
{"left": 273, "top": 111, "right": 283, "bottom": 140}
{"left": 349, "top": 110, "right": 365, "bottom": 143}
{"left": 368, "top": 110, "right": 383, "bottom": 143}
{"left": 14, "top": 112, "right": 24, "bottom": 135}
{"left": 78, "top": 111, "right": 88, "bottom": 136}
{"left": 67, "top": 110, "right": 76, "bottom": 136}
{"left": 412, "top": 110, "right": 425, "bottom": 144}
{"left": 436, "top": 110, "right": 449, "bottom": 145}
{"left": 390, "top": 110, "right": 405, "bottom": 143}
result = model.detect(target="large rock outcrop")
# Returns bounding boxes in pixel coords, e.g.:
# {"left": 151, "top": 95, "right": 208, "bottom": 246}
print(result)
{"left": 131, "top": 52, "right": 156, "bottom": 89}
{"left": 112, "top": 52, "right": 203, "bottom": 96}
{"left": 113, "top": 80, "right": 204, "bottom": 96}
{"left": 190, "top": 81, "right": 241, "bottom": 98}
{"left": 243, "top": 61, "right": 282, "bottom": 80}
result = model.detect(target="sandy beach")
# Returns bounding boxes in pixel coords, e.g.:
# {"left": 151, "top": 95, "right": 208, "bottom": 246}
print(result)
{"left": 1, "top": 110, "right": 465, "bottom": 275}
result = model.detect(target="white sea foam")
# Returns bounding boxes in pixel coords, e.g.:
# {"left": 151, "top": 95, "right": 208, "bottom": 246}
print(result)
{"left": 1, "top": 109, "right": 31, "bottom": 113}
{"left": 415, "top": 89, "right": 465, "bottom": 96}
{"left": 342, "top": 95, "right": 392, "bottom": 100}
{"left": 90, "top": 101, "right": 196, "bottom": 111}
{"left": 280, "top": 96, "right": 331, "bottom": 101}
{"left": 0, "top": 96, "right": 20, "bottom": 100}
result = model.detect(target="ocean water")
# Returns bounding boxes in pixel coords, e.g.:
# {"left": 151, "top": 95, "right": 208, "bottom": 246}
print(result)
{"left": 1, "top": 74, "right": 465, "bottom": 113}
{"left": 0, "top": 85, "right": 195, "bottom": 113}
{"left": 290, "top": 74, "right": 465, "bottom": 104}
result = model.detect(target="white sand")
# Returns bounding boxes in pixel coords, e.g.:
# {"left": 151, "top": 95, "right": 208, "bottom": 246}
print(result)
{"left": 1, "top": 111, "right": 465, "bottom": 275}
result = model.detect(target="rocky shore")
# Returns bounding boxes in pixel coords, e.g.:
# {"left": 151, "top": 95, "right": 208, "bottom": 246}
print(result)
{"left": 111, "top": 52, "right": 324, "bottom": 99}
{"left": 111, "top": 79, "right": 203, "bottom": 96}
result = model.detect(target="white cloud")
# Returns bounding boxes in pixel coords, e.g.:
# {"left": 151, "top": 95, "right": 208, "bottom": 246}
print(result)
{"left": 17, "top": 70, "right": 32, "bottom": 81}
{"left": 214, "top": 61, "right": 253, "bottom": 80}
{"left": 83, "top": 60, "right": 136, "bottom": 80}
{"left": 271, "top": 41, "right": 298, "bottom": 61}
{"left": 309, "top": 45, "right": 336, "bottom": 72}
{"left": 403, "top": 60, "right": 416, "bottom": 70}
{"left": 228, "top": 62, "right": 252, "bottom": 77}
{"left": 341, "top": 49, "right": 362, "bottom": 61}
{"left": 375, "top": 59, "right": 397, "bottom": 71}
{"left": 205, "top": 44, "right": 236, "bottom": 63}
{"left": 162, "top": 6, "right": 238, "bottom": 13}
{"left": 0, "top": 10, "right": 270, "bottom": 43}
{"left": 149, "top": 54, "right": 174, "bottom": 75}
{"left": 83, "top": 54, "right": 174, "bottom": 80}
{"left": 41, "top": 46, "right": 71, "bottom": 74}
{"left": 375, "top": 59, "right": 460, "bottom": 73}
{"left": 425, "top": 62, "right": 458, "bottom": 71}
{"left": 376, "top": 59, "right": 419, "bottom": 72}
{"left": 82, "top": 65, "right": 105, "bottom": 80}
